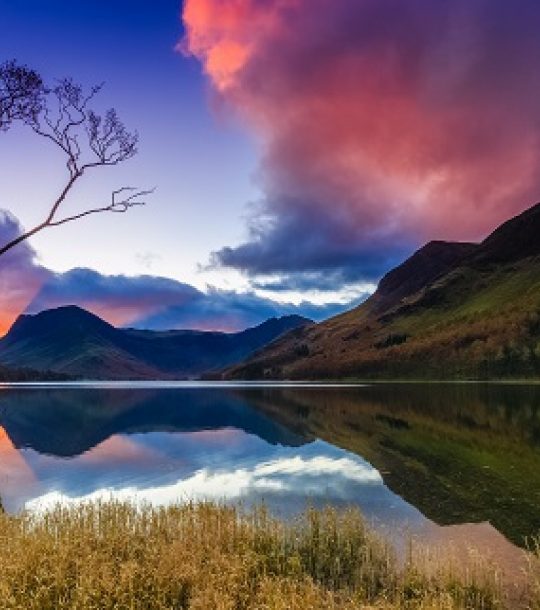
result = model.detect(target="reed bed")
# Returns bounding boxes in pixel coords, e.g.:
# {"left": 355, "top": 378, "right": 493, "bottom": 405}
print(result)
{"left": 0, "top": 501, "right": 536, "bottom": 609}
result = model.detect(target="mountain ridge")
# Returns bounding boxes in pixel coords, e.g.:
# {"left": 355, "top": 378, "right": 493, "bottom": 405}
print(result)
{"left": 223, "top": 202, "right": 540, "bottom": 380}
{"left": 0, "top": 307, "right": 312, "bottom": 380}
{"left": 374, "top": 240, "right": 478, "bottom": 313}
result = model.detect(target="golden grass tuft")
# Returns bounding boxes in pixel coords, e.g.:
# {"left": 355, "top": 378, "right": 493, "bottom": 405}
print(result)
{"left": 0, "top": 501, "right": 536, "bottom": 609}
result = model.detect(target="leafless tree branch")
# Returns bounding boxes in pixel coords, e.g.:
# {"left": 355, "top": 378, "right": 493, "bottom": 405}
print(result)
{"left": 0, "top": 61, "right": 151, "bottom": 258}
{"left": 0, "top": 60, "right": 43, "bottom": 130}
{"left": 48, "top": 188, "right": 155, "bottom": 226}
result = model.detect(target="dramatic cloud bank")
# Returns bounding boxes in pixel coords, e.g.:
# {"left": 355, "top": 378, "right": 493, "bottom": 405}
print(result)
{"left": 182, "top": 0, "right": 540, "bottom": 287}
{"left": 28, "top": 267, "right": 356, "bottom": 332}
{"left": 0, "top": 214, "right": 357, "bottom": 334}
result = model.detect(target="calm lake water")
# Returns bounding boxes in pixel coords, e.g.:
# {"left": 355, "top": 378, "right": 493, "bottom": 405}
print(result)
{"left": 0, "top": 382, "right": 539, "bottom": 562}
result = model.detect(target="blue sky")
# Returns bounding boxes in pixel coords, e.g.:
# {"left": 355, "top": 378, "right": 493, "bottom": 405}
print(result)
{"left": 0, "top": 0, "right": 354, "bottom": 331}
{"left": 0, "top": 0, "right": 257, "bottom": 286}
{"left": 2, "top": 0, "right": 539, "bottom": 332}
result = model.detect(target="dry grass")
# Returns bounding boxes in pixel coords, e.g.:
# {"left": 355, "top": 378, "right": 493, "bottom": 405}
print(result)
{"left": 0, "top": 501, "right": 536, "bottom": 609}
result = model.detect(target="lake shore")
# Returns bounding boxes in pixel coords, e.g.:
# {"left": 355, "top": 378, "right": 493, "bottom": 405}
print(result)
{"left": 0, "top": 501, "right": 537, "bottom": 609}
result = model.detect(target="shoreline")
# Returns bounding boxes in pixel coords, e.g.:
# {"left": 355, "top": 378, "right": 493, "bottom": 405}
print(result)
{"left": 0, "top": 500, "right": 536, "bottom": 609}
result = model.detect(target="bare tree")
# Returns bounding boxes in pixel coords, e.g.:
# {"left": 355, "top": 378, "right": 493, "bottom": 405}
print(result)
{"left": 0, "top": 62, "right": 153, "bottom": 258}
{"left": 0, "top": 60, "right": 43, "bottom": 130}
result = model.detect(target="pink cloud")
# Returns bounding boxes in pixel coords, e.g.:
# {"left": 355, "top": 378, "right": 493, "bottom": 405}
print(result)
{"left": 182, "top": 0, "right": 540, "bottom": 284}
{"left": 0, "top": 212, "right": 50, "bottom": 335}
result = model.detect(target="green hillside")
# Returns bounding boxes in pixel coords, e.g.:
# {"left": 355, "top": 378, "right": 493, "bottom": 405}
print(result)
{"left": 225, "top": 203, "right": 540, "bottom": 380}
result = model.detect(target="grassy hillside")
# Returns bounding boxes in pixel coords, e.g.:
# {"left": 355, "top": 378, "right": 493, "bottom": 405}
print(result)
{"left": 225, "top": 204, "right": 540, "bottom": 381}
{"left": 0, "top": 500, "right": 535, "bottom": 609}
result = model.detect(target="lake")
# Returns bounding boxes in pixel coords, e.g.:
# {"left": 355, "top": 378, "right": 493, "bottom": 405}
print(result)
{"left": 0, "top": 382, "right": 539, "bottom": 566}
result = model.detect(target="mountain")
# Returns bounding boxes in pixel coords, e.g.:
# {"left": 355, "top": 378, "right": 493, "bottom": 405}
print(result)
{"left": 373, "top": 240, "right": 478, "bottom": 313}
{"left": 224, "top": 202, "right": 540, "bottom": 380}
{"left": 0, "top": 306, "right": 312, "bottom": 380}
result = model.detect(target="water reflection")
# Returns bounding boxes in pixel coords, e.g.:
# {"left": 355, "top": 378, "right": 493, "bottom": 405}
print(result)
{"left": 0, "top": 383, "right": 539, "bottom": 555}
{"left": 234, "top": 383, "right": 540, "bottom": 546}
{"left": 0, "top": 387, "right": 420, "bottom": 530}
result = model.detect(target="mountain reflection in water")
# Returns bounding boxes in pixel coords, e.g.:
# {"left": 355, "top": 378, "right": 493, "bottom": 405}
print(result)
{"left": 0, "top": 383, "right": 538, "bottom": 564}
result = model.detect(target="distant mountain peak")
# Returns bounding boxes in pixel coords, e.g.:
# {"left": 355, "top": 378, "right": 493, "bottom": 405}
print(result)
{"left": 255, "top": 314, "right": 313, "bottom": 329}
{"left": 20, "top": 304, "right": 108, "bottom": 323}
{"left": 0, "top": 305, "right": 312, "bottom": 380}
{"left": 8, "top": 305, "right": 115, "bottom": 340}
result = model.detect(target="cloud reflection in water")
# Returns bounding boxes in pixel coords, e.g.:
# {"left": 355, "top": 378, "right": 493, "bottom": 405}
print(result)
{"left": 26, "top": 452, "right": 384, "bottom": 511}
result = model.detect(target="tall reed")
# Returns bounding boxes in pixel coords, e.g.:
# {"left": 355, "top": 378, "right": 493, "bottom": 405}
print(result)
{"left": 0, "top": 501, "right": 525, "bottom": 609}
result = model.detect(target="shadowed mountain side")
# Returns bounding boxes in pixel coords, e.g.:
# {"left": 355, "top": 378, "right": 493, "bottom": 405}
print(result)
{"left": 224, "top": 203, "right": 540, "bottom": 381}
{"left": 233, "top": 384, "right": 540, "bottom": 547}
{"left": 0, "top": 307, "right": 312, "bottom": 380}
{"left": 470, "top": 202, "right": 540, "bottom": 265}
{"left": 375, "top": 241, "right": 478, "bottom": 313}
{"left": 0, "top": 388, "right": 311, "bottom": 456}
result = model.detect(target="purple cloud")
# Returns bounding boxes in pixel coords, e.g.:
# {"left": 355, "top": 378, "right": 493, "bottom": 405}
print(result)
{"left": 27, "top": 267, "right": 356, "bottom": 332}
{"left": 183, "top": 0, "right": 540, "bottom": 288}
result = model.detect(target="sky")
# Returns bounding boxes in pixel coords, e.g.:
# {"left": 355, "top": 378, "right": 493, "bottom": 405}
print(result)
{"left": 1, "top": 0, "right": 540, "bottom": 334}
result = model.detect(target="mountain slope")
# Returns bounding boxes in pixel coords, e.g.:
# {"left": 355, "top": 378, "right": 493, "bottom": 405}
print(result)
{"left": 374, "top": 240, "right": 478, "bottom": 313}
{"left": 0, "top": 363, "right": 70, "bottom": 382}
{"left": 225, "top": 203, "right": 540, "bottom": 380}
{"left": 0, "top": 307, "right": 312, "bottom": 380}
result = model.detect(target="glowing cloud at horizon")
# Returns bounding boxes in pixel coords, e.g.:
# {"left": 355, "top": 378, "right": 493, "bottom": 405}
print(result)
{"left": 0, "top": 212, "right": 356, "bottom": 334}
{"left": 0, "top": 213, "right": 50, "bottom": 336}
{"left": 182, "top": 0, "right": 540, "bottom": 287}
